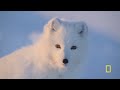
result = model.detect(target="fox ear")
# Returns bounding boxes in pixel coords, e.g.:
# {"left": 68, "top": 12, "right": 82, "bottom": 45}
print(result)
{"left": 76, "top": 22, "right": 88, "bottom": 36}
{"left": 48, "top": 18, "right": 62, "bottom": 31}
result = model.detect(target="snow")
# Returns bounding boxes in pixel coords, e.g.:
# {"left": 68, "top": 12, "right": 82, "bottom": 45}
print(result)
{"left": 0, "top": 32, "right": 2, "bottom": 41}
{"left": 0, "top": 11, "right": 120, "bottom": 78}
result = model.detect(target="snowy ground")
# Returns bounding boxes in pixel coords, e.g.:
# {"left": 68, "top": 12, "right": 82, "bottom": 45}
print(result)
{"left": 0, "top": 11, "right": 120, "bottom": 79}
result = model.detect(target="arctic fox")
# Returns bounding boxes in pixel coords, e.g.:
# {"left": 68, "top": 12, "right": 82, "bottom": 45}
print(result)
{"left": 0, "top": 18, "right": 88, "bottom": 79}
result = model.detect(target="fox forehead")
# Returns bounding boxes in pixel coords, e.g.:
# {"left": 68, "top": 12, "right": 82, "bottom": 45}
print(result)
{"left": 52, "top": 23, "right": 80, "bottom": 38}
{"left": 51, "top": 33, "right": 81, "bottom": 49}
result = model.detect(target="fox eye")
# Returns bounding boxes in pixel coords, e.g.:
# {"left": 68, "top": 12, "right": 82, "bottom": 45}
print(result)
{"left": 55, "top": 44, "right": 61, "bottom": 49}
{"left": 71, "top": 46, "right": 77, "bottom": 50}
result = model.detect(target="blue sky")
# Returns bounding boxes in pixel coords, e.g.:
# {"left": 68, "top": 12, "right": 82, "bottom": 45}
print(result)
{"left": 0, "top": 11, "right": 120, "bottom": 78}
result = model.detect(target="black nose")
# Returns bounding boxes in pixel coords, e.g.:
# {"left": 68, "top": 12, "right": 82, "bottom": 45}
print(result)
{"left": 63, "top": 59, "right": 68, "bottom": 64}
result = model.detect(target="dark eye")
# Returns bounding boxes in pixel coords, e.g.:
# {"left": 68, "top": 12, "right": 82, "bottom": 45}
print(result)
{"left": 55, "top": 44, "right": 61, "bottom": 49}
{"left": 71, "top": 46, "right": 77, "bottom": 50}
{"left": 80, "top": 30, "right": 83, "bottom": 34}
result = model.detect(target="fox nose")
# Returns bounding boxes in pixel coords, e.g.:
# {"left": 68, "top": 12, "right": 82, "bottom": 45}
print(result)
{"left": 63, "top": 59, "right": 68, "bottom": 64}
